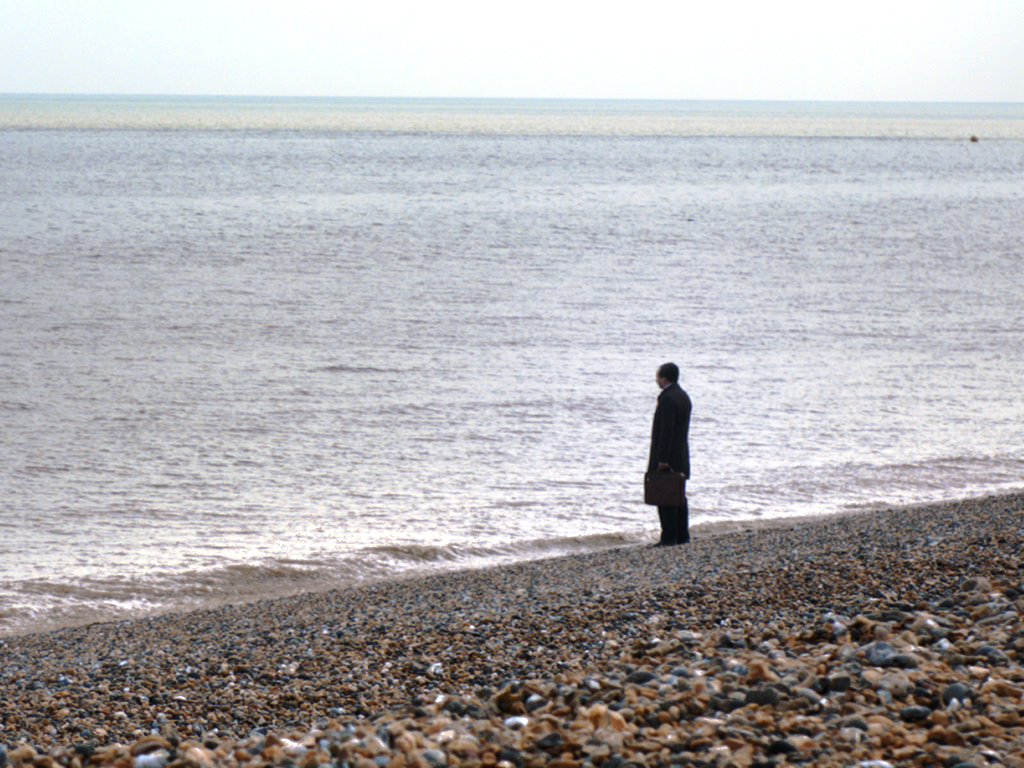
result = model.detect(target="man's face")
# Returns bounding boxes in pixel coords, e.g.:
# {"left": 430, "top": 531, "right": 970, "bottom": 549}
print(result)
{"left": 656, "top": 374, "right": 669, "bottom": 389}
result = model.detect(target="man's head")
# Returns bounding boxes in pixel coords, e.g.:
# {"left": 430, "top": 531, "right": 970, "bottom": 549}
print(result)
{"left": 656, "top": 362, "right": 679, "bottom": 388}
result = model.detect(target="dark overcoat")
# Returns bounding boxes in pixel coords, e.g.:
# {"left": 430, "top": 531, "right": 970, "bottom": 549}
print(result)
{"left": 648, "top": 382, "right": 691, "bottom": 477}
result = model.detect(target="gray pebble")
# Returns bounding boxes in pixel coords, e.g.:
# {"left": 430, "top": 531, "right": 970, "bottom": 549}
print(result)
{"left": 767, "top": 739, "right": 798, "bottom": 755}
{"left": 745, "top": 686, "right": 781, "bottom": 706}
{"left": 899, "top": 705, "right": 932, "bottom": 722}
{"left": 893, "top": 652, "right": 920, "bottom": 669}
{"left": 524, "top": 694, "right": 547, "bottom": 711}
{"left": 826, "top": 673, "right": 853, "bottom": 691}
{"left": 942, "top": 682, "right": 971, "bottom": 706}
{"left": 974, "top": 644, "right": 1009, "bottom": 665}
{"left": 841, "top": 717, "right": 869, "bottom": 732}
{"left": 625, "top": 670, "right": 658, "bottom": 684}
{"left": 862, "top": 641, "right": 899, "bottom": 667}
{"left": 794, "top": 687, "right": 821, "bottom": 704}
{"left": 535, "top": 732, "right": 562, "bottom": 751}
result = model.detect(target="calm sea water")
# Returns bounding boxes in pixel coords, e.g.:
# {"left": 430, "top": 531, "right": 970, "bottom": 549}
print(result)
{"left": 2, "top": 96, "right": 1023, "bottom": 636}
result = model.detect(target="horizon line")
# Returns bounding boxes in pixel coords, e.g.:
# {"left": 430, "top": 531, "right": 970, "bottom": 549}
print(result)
{"left": 3, "top": 92, "right": 1023, "bottom": 107}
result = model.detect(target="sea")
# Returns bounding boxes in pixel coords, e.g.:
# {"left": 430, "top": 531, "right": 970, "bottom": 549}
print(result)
{"left": 2, "top": 95, "right": 1023, "bottom": 637}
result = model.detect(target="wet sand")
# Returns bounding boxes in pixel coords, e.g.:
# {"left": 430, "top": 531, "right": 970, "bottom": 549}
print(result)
{"left": 2, "top": 493, "right": 1023, "bottom": 768}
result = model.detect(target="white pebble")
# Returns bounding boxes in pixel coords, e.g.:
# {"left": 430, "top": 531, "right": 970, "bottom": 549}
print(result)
{"left": 134, "top": 751, "right": 169, "bottom": 768}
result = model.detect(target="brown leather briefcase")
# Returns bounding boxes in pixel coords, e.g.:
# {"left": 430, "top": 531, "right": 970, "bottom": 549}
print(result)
{"left": 644, "top": 470, "right": 686, "bottom": 506}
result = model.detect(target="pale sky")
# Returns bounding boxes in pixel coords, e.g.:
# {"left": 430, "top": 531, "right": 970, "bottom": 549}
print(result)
{"left": 1, "top": 0, "right": 1022, "bottom": 102}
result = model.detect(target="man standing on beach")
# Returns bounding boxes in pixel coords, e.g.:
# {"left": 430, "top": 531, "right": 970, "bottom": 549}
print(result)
{"left": 649, "top": 362, "right": 692, "bottom": 546}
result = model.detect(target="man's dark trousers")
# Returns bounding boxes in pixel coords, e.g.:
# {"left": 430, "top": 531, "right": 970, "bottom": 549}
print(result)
{"left": 657, "top": 499, "right": 689, "bottom": 545}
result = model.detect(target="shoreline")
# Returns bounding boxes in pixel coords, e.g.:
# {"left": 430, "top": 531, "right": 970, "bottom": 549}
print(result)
{"left": 2, "top": 492, "right": 1023, "bottom": 767}
{"left": 0, "top": 497, "right": 955, "bottom": 641}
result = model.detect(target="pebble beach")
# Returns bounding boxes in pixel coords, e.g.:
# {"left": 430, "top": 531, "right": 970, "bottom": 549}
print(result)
{"left": 3, "top": 494, "right": 1023, "bottom": 768}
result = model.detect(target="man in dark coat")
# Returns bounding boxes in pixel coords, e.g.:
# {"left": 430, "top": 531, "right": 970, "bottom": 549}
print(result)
{"left": 648, "top": 362, "right": 692, "bottom": 546}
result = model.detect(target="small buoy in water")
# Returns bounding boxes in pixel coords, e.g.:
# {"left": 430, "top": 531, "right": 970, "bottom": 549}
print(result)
{"left": 970, "top": 135, "right": 979, "bottom": 142}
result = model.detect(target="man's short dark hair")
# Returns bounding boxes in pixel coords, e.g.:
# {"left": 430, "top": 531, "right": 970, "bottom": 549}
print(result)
{"left": 658, "top": 362, "right": 679, "bottom": 383}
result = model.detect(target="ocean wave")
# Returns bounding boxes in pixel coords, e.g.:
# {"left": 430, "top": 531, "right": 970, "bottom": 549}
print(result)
{"left": 319, "top": 364, "right": 392, "bottom": 374}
